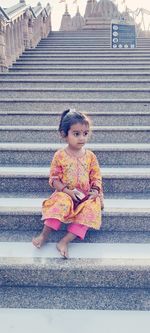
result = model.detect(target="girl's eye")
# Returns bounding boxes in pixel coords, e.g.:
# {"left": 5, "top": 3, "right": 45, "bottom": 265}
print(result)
{"left": 84, "top": 132, "right": 89, "bottom": 136}
{"left": 74, "top": 132, "right": 79, "bottom": 137}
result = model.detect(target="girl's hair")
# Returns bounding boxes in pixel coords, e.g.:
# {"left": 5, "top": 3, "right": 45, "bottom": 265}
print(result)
{"left": 59, "top": 109, "right": 91, "bottom": 137}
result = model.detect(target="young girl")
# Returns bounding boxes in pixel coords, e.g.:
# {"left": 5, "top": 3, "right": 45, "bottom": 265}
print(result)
{"left": 32, "top": 109, "right": 104, "bottom": 258}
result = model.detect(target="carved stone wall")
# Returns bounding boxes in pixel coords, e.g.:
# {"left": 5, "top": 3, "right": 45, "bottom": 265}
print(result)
{"left": 0, "top": 1, "right": 51, "bottom": 72}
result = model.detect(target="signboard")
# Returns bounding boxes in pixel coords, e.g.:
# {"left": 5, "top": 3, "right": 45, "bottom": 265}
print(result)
{"left": 111, "top": 21, "right": 136, "bottom": 48}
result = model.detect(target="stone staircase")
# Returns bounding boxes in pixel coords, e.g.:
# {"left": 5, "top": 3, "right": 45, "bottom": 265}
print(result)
{"left": 0, "top": 30, "right": 150, "bottom": 326}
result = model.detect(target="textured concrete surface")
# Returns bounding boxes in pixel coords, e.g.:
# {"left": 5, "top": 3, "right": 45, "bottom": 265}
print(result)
{"left": 1, "top": 142, "right": 150, "bottom": 166}
{"left": 0, "top": 100, "right": 150, "bottom": 112}
{"left": 1, "top": 166, "right": 150, "bottom": 194}
{"left": 1, "top": 309, "right": 150, "bottom": 333}
{"left": 0, "top": 246, "right": 150, "bottom": 288}
{"left": 0, "top": 286, "right": 150, "bottom": 310}
{"left": 2, "top": 125, "right": 150, "bottom": 143}
{"left": 1, "top": 111, "right": 150, "bottom": 126}
{"left": 1, "top": 88, "right": 150, "bottom": 99}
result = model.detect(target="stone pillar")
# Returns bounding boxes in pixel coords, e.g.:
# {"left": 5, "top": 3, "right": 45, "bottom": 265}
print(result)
{"left": 28, "top": 17, "right": 34, "bottom": 48}
{"left": 14, "top": 20, "right": 20, "bottom": 59}
{"left": 20, "top": 16, "right": 25, "bottom": 53}
{"left": 5, "top": 24, "right": 12, "bottom": 67}
{"left": 10, "top": 22, "right": 16, "bottom": 62}
{"left": 41, "top": 15, "right": 46, "bottom": 38}
{"left": 0, "top": 14, "right": 7, "bottom": 72}
{"left": 23, "top": 10, "right": 30, "bottom": 49}
{"left": 17, "top": 17, "right": 23, "bottom": 56}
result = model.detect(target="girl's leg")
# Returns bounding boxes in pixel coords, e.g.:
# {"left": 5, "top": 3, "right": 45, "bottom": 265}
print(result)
{"left": 57, "top": 223, "right": 89, "bottom": 258}
{"left": 32, "top": 218, "right": 61, "bottom": 248}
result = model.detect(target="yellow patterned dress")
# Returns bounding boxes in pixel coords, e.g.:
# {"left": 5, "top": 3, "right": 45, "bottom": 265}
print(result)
{"left": 42, "top": 149, "right": 103, "bottom": 230}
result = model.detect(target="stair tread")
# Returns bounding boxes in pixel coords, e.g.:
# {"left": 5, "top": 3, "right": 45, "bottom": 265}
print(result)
{"left": 0, "top": 241, "right": 150, "bottom": 260}
{"left": 1, "top": 166, "right": 150, "bottom": 177}
{"left": 0, "top": 308, "right": 150, "bottom": 333}
{"left": 1, "top": 142, "right": 150, "bottom": 150}
{"left": 1, "top": 125, "right": 150, "bottom": 131}
{"left": 0, "top": 196, "right": 150, "bottom": 212}
{"left": 1, "top": 87, "right": 150, "bottom": 91}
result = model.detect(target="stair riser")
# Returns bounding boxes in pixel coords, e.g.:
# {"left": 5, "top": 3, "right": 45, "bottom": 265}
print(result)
{"left": 14, "top": 61, "right": 150, "bottom": 65}
{"left": 23, "top": 49, "right": 150, "bottom": 54}
{"left": 1, "top": 91, "right": 150, "bottom": 99}
{"left": 0, "top": 101, "right": 149, "bottom": 112}
{"left": 1, "top": 129, "right": 150, "bottom": 144}
{"left": 1, "top": 177, "right": 150, "bottom": 194}
{"left": 0, "top": 150, "right": 149, "bottom": 166}
{"left": 1, "top": 75, "right": 150, "bottom": 80}
{"left": 1, "top": 114, "right": 150, "bottom": 126}
{"left": 10, "top": 66, "right": 150, "bottom": 71}
{"left": 1, "top": 286, "right": 150, "bottom": 310}
{"left": 35, "top": 45, "right": 150, "bottom": 48}
{"left": 2, "top": 82, "right": 150, "bottom": 88}
{"left": 19, "top": 55, "right": 150, "bottom": 59}
{"left": 0, "top": 264, "right": 150, "bottom": 289}
{"left": 0, "top": 213, "right": 150, "bottom": 232}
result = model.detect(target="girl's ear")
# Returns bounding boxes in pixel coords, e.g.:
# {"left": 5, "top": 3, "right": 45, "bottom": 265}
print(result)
{"left": 60, "top": 130, "right": 66, "bottom": 138}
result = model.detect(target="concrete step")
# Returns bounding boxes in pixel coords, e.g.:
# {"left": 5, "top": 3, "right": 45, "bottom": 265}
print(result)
{"left": 9, "top": 67, "right": 150, "bottom": 73}
{"left": 1, "top": 309, "right": 150, "bottom": 331}
{"left": 23, "top": 49, "right": 150, "bottom": 55}
{"left": 0, "top": 242, "right": 150, "bottom": 301}
{"left": 1, "top": 125, "right": 150, "bottom": 144}
{"left": 1, "top": 73, "right": 150, "bottom": 80}
{"left": 15, "top": 60, "right": 150, "bottom": 65}
{"left": 1, "top": 88, "right": 150, "bottom": 99}
{"left": 1, "top": 111, "right": 150, "bottom": 126}
{"left": 0, "top": 99, "right": 150, "bottom": 113}
{"left": 35, "top": 45, "right": 110, "bottom": 49}
{"left": 20, "top": 54, "right": 150, "bottom": 59}
{"left": 33, "top": 45, "right": 150, "bottom": 50}
{"left": 1, "top": 143, "right": 150, "bottom": 167}
{"left": 2, "top": 79, "right": 150, "bottom": 89}
{"left": 38, "top": 42, "right": 110, "bottom": 46}
{"left": 0, "top": 286, "right": 150, "bottom": 310}
{"left": 1, "top": 166, "right": 150, "bottom": 195}
{"left": 36, "top": 42, "right": 150, "bottom": 46}
{"left": 0, "top": 196, "right": 150, "bottom": 233}
{"left": 11, "top": 65, "right": 150, "bottom": 71}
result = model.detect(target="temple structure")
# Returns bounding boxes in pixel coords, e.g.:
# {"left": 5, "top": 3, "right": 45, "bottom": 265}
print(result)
{"left": 59, "top": 0, "right": 122, "bottom": 31}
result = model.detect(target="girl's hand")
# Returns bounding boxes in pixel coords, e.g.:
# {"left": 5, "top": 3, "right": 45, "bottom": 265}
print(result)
{"left": 89, "top": 189, "right": 104, "bottom": 210}
{"left": 63, "top": 188, "right": 80, "bottom": 201}
{"left": 88, "top": 189, "right": 99, "bottom": 200}
{"left": 101, "top": 201, "right": 104, "bottom": 210}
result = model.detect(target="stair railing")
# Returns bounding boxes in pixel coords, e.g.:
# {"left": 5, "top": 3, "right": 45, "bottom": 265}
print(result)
{"left": 0, "top": 1, "right": 51, "bottom": 72}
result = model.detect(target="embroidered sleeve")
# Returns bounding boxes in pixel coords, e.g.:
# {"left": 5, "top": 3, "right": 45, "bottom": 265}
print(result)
{"left": 49, "top": 151, "right": 63, "bottom": 188}
{"left": 89, "top": 152, "right": 103, "bottom": 193}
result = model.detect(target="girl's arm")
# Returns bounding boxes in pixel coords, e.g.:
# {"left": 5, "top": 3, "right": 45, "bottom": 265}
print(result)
{"left": 49, "top": 151, "right": 79, "bottom": 201}
{"left": 89, "top": 153, "right": 104, "bottom": 209}
{"left": 52, "top": 179, "right": 79, "bottom": 201}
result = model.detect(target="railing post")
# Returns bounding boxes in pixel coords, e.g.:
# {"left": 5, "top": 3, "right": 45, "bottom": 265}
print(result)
{"left": 0, "top": 14, "right": 7, "bottom": 71}
{"left": 23, "top": 9, "right": 30, "bottom": 49}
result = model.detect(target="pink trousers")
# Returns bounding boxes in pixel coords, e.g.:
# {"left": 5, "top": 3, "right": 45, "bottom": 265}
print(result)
{"left": 44, "top": 218, "right": 88, "bottom": 240}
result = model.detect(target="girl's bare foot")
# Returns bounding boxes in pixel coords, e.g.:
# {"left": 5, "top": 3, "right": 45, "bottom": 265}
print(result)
{"left": 56, "top": 232, "right": 76, "bottom": 259}
{"left": 32, "top": 233, "right": 47, "bottom": 248}
{"left": 56, "top": 240, "right": 68, "bottom": 258}
{"left": 32, "top": 225, "right": 52, "bottom": 248}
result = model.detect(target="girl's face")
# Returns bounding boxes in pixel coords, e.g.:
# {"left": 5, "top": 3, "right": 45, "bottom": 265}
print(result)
{"left": 65, "top": 122, "right": 90, "bottom": 150}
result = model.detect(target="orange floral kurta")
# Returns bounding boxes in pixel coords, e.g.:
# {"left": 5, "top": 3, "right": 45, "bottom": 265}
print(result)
{"left": 42, "top": 149, "right": 103, "bottom": 230}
